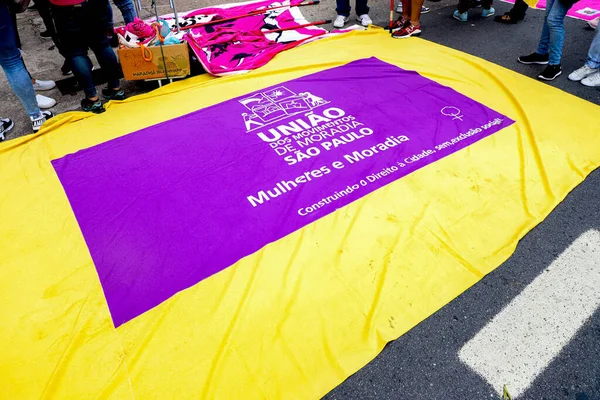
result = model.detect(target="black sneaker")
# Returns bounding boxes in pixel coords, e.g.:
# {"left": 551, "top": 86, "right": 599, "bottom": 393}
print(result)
{"left": 61, "top": 60, "right": 72, "bottom": 76}
{"left": 31, "top": 111, "right": 53, "bottom": 133}
{"left": 518, "top": 52, "right": 549, "bottom": 65}
{"left": 538, "top": 64, "right": 562, "bottom": 81}
{"left": 81, "top": 98, "right": 105, "bottom": 114}
{"left": 102, "top": 88, "right": 126, "bottom": 101}
{"left": 40, "top": 30, "right": 52, "bottom": 39}
{"left": 0, "top": 118, "right": 14, "bottom": 142}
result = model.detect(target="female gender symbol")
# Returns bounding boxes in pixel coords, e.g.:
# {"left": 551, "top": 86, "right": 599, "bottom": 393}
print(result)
{"left": 441, "top": 106, "right": 464, "bottom": 121}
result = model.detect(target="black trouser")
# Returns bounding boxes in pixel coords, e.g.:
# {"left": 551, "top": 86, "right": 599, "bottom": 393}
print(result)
{"left": 509, "top": 0, "right": 528, "bottom": 19}
{"left": 458, "top": 0, "right": 492, "bottom": 13}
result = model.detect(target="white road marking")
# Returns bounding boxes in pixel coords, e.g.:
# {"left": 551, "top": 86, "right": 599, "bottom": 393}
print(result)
{"left": 459, "top": 229, "right": 600, "bottom": 397}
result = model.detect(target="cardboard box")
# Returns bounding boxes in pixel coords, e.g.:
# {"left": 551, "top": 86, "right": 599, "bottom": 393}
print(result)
{"left": 118, "top": 43, "right": 191, "bottom": 81}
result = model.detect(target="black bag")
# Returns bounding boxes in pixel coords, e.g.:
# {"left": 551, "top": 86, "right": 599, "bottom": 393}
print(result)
{"left": 8, "top": 0, "right": 32, "bottom": 13}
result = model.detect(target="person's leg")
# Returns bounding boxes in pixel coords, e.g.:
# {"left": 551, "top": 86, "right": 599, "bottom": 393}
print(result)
{"left": 545, "top": 0, "right": 570, "bottom": 65}
{"left": 457, "top": 0, "right": 470, "bottom": 14}
{"left": 401, "top": 0, "right": 411, "bottom": 19}
{"left": 52, "top": 4, "right": 98, "bottom": 98}
{"left": 335, "top": 0, "right": 351, "bottom": 16}
{"left": 410, "top": 0, "right": 425, "bottom": 24}
{"left": 536, "top": 0, "right": 554, "bottom": 56}
{"left": 585, "top": 28, "right": 600, "bottom": 69}
{"left": 356, "top": 0, "right": 369, "bottom": 16}
{"left": 510, "top": 0, "right": 528, "bottom": 19}
{"left": 35, "top": 0, "right": 56, "bottom": 35}
{"left": 112, "top": 0, "right": 137, "bottom": 24}
{"left": 0, "top": 5, "right": 42, "bottom": 119}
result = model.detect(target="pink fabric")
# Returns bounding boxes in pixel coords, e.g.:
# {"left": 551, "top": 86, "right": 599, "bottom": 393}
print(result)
{"left": 158, "top": 0, "right": 351, "bottom": 76}
{"left": 49, "top": 0, "right": 84, "bottom": 6}
{"left": 501, "top": 0, "right": 600, "bottom": 21}
{"left": 126, "top": 17, "right": 156, "bottom": 38}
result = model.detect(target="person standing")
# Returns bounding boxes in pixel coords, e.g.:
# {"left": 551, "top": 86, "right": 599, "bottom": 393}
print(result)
{"left": 50, "top": 0, "right": 125, "bottom": 113}
{"left": 0, "top": 0, "right": 53, "bottom": 134}
{"left": 333, "top": 0, "right": 373, "bottom": 28}
{"left": 517, "top": 0, "right": 580, "bottom": 80}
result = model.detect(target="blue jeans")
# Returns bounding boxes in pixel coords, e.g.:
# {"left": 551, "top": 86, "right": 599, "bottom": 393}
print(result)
{"left": 52, "top": 0, "right": 120, "bottom": 98}
{"left": 107, "top": 0, "right": 137, "bottom": 29}
{"left": 536, "top": 0, "right": 571, "bottom": 65}
{"left": 336, "top": 0, "right": 369, "bottom": 17}
{"left": 0, "top": 4, "right": 41, "bottom": 118}
{"left": 585, "top": 28, "right": 600, "bottom": 69}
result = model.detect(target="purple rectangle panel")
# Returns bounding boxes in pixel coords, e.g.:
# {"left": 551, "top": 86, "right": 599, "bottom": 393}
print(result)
{"left": 52, "top": 57, "right": 514, "bottom": 326}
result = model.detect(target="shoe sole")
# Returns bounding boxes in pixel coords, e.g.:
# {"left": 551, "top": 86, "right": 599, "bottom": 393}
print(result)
{"left": 38, "top": 102, "right": 56, "bottom": 109}
{"left": 482, "top": 11, "right": 495, "bottom": 17}
{"left": 34, "top": 85, "right": 56, "bottom": 92}
{"left": 538, "top": 70, "right": 562, "bottom": 81}
{"left": 518, "top": 59, "right": 549, "bottom": 65}
{"left": 581, "top": 79, "right": 600, "bottom": 87}
{"left": 453, "top": 14, "right": 467, "bottom": 22}
{"left": 391, "top": 30, "right": 421, "bottom": 39}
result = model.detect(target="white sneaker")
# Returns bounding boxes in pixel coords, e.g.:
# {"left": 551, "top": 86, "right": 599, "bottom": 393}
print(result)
{"left": 568, "top": 65, "right": 599, "bottom": 81}
{"left": 31, "top": 110, "right": 53, "bottom": 133}
{"left": 0, "top": 118, "right": 14, "bottom": 142}
{"left": 397, "top": 4, "right": 430, "bottom": 13}
{"left": 357, "top": 14, "right": 372, "bottom": 26}
{"left": 333, "top": 15, "right": 350, "bottom": 28}
{"left": 581, "top": 71, "right": 600, "bottom": 87}
{"left": 36, "top": 94, "right": 56, "bottom": 109}
{"left": 32, "top": 79, "right": 56, "bottom": 91}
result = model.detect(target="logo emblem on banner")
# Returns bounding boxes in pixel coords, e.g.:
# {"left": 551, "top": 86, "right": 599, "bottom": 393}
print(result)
{"left": 240, "top": 86, "right": 329, "bottom": 132}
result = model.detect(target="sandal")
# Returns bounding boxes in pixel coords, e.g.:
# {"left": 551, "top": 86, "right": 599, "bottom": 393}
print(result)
{"left": 494, "top": 12, "right": 520, "bottom": 24}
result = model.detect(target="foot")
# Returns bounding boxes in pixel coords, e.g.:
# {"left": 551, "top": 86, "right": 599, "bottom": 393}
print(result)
{"left": 61, "top": 60, "right": 72, "bottom": 76}
{"left": 538, "top": 64, "right": 562, "bottom": 81}
{"left": 391, "top": 15, "right": 410, "bottom": 31}
{"left": 581, "top": 71, "right": 600, "bottom": 87}
{"left": 333, "top": 15, "right": 350, "bottom": 28}
{"left": 357, "top": 14, "right": 372, "bottom": 27}
{"left": 518, "top": 52, "right": 549, "bottom": 65}
{"left": 32, "top": 79, "right": 56, "bottom": 91}
{"left": 391, "top": 23, "right": 421, "bottom": 38}
{"left": 102, "top": 88, "right": 126, "bottom": 101}
{"left": 453, "top": 10, "right": 468, "bottom": 22}
{"left": 36, "top": 94, "right": 57, "bottom": 109}
{"left": 397, "top": 4, "right": 430, "bottom": 13}
{"left": 40, "top": 30, "right": 52, "bottom": 39}
{"left": 481, "top": 7, "right": 495, "bottom": 17}
{"left": 0, "top": 118, "right": 14, "bottom": 142}
{"left": 31, "top": 110, "right": 53, "bottom": 133}
{"left": 81, "top": 98, "right": 105, "bottom": 114}
{"left": 568, "top": 65, "right": 599, "bottom": 81}
{"left": 494, "top": 12, "right": 521, "bottom": 24}
{"left": 588, "top": 16, "right": 599, "bottom": 30}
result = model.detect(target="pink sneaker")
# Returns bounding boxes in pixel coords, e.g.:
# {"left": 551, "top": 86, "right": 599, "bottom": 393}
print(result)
{"left": 391, "top": 16, "right": 410, "bottom": 31}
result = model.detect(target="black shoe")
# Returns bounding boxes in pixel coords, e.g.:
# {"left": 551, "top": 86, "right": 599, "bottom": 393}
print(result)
{"left": 538, "top": 64, "right": 562, "bottom": 81}
{"left": 0, "top": 118, "right": 14, "bottom": 142}
{"left": 61, "top": 60, "right": 72, "bottom": 76}
{"left": 40, "top": 30, "right": 52, "bottom": 39}
{"left": 102, "top": 88, "right": 126, "bottom": 101}
{"left": 81, "top": 98, "right": 105, "bottom": 114}
{"left": 109, "top": 34, "right": 119, "bottom": 48}
{"left": 518, "top": 52, "right": 549, "bottom": 65}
